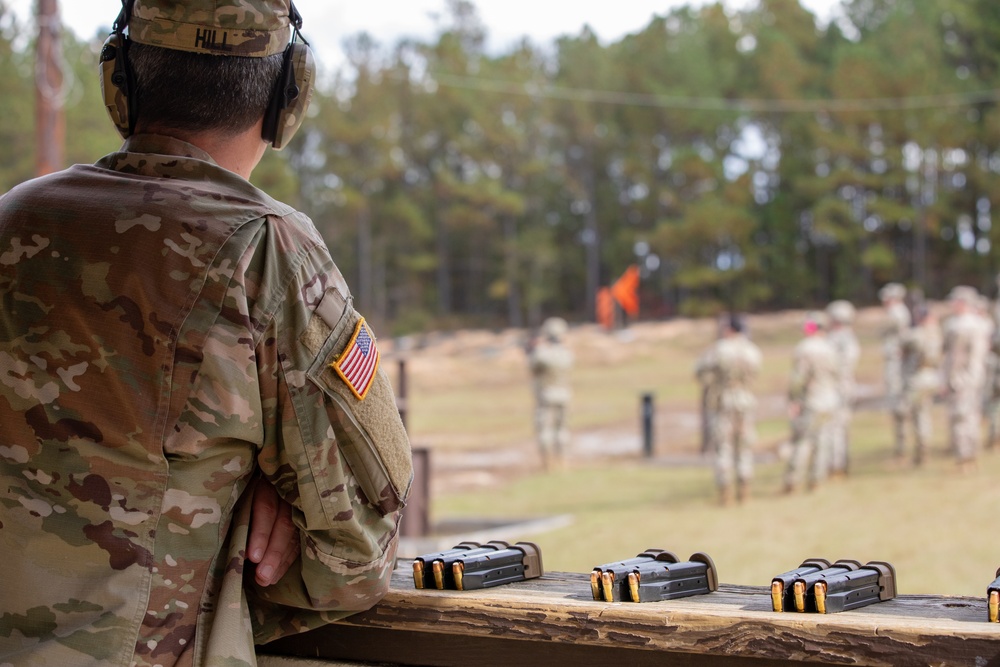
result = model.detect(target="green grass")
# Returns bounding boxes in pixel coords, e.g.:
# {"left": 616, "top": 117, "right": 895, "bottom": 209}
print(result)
{"left": 406, "top": 311, "right": 998, "bottom": 597}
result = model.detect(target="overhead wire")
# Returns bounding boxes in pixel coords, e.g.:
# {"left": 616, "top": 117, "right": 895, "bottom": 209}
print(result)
{"left": 429, "top": 72, "right": 1000, "bottom": 113}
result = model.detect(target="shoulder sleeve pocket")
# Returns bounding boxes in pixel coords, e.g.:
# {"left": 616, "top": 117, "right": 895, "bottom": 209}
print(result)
{"left": 302, "top": 288, "right": 413, "bottom": 517}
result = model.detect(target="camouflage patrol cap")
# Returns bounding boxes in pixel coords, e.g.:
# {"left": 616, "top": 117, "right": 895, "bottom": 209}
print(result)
{"left": 541, "top": 317, "right": 569, "bottom": 340}
{"left": 826, "top": 300, "right": 855, "bottom": 325}
{"left": 878, "top": 282, "right": 906, "bottom": 302}
{"left": 948, "top": 285, "right": 979, "bottom": 305}
{"left": 128, "top": 0, "right": 295, "bottom": 57}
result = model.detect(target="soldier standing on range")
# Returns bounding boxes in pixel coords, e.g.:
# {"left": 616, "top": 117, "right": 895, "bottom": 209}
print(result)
{"left": 529, "top": 317, "right": 574, "bottom": 470}
{"left": 879, "top": 283, "right": 912, "bottom": 457}
{"left": 942, "top": 286, "right": 989, "bottom": 473}
{"left": 898, "top": 306, "right": 943, "bottom": 466}
{"left": 974, "top": 294, "right": 1000, "bottom": 450}
{"left": 695, "top": 319, "right": 723, "bottom": 458}
{"left": 825, "top": 300, "right": 860, "bottom": 478}
{"left": 785, "top": 312, "right": 840, "bottom": 493}
{"left": 696, "top": 315, "right": 762, "bottom": 506}
{"left": 986, "top": 277, "right": 1000, "bottom": 449}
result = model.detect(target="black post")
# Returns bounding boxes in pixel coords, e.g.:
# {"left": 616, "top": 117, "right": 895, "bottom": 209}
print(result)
{"left": 641, "top": 393, "right": 655, "bottom": 458}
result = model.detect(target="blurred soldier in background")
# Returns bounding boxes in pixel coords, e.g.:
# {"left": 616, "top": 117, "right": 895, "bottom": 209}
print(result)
{"left": 695, "top": 318, "right": 724, "bottom": 457}
{"left": 986, "top": 276, "right": 1000, "bottom": 449}
{"left": 879, "top": 283, "right": 911, "bottom": 454}
{"left": 942, "top": 286, "right": 988, "bottom": 473}
{"left": 975, "top": 295, "right": 997, "bottom": 451}
{"left": 529, "top": 317, "right": 574, "bottom": 469}
{"left": 696, "top": 314, "right": 762, "bottom": 506}
{"left": 785, "top": 312, "right": 840, "bottom": 493}
{"left": 825, "top": 300, "right": 860, "bottom": 478}
{"left": 898, "top": 306, "right": 943, "bottom": 466}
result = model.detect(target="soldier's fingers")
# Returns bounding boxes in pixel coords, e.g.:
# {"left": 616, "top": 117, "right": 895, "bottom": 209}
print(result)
{"left": 255, "top": 496, "right": 298, "bottom": 587}
{"left": 247, "top": 478, "right": 279, "bottom": 564}
{"left": 271, "top": 530, "right": 301, "bottom": 584}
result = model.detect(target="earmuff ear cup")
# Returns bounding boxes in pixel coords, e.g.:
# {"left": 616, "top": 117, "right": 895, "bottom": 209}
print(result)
{"left": 100, "top": 33, "right": 134, "bottom": 139}
{"left": 262, "top": 42, "right": 315, "bottom": 150}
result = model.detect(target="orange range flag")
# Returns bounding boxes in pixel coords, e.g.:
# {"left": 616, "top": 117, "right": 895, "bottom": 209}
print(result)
{"left": 611, "top": 265, "right": 640, "bottom": 317}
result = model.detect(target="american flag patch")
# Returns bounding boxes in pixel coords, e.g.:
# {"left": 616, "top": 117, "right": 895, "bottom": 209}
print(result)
{"left": 332, "top": 318, "right": 381, "bottom": 400}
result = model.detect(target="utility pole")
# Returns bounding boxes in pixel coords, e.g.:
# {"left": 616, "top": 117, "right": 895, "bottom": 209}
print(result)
{"left": 35, "top": 0, "right": 65, "bottom": 177}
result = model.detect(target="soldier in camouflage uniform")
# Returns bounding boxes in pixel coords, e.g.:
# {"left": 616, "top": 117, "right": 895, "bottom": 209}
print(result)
{"left": 942, "top": 286, "right": 989, "bottom": 473}
{"left": 986, "top": 276, "right": 1000, "bottom": 449}
{"left": 879, "top": 283, "right": 911, "bottom": 457}
{"left": 784, "top": 313, "right": 840, "bottom": 493}
{"left": 695, "top": 331, "right": 721, "bottom": 459}
{"left": 897, "top": 306, "right": 943, "bottom": 466}
{"left": 695, "top": 315, "right": 762, "bottom": 505}
{"left": 0, "top": 2, "right": 412, "bottom": 665}
{"left": 825, "top": 300, "right": 860, "bottom": 477}
{"left": 529, "top": 317, "right": 574, "bottom": 469}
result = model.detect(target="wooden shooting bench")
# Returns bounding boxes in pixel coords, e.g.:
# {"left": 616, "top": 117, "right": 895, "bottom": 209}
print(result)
{"left": 259, "top": 563, "right": 1000, "bottom": 667}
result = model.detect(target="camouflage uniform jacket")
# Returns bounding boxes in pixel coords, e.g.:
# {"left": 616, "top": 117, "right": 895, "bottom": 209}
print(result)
{"left": 901, "top": 322, "right": 943, "bottom": 392}
{"left": 826, "top": 327, "right": 860, "bottom": 398}
{"left": 882, "top": 302, "right": 912, "bottom": 347}
{"left": 703, "top": 335, "right": 761, "bottom": 413}
{"left": 0, "top": 135, "right": 412, "bottom": 667}
{"left": 942, "top": 312, "right": 989, "bottom": 392}
{"left": 788, "top": 335, "right": 839, "bottom": 413}
{"left": 694, "top": 346, "right": 721, "bottom": 412}
{"left": 529, "top": 340, "right": 573, "bottom": 405}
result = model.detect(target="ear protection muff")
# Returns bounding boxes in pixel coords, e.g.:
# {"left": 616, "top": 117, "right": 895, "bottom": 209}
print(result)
{"left": 100, "top": 3, "right": 135, "bottom": 138}
{"left": 261, "top": 4, "right": 315, "bottom": 150}
{"left": 99, "top": 0, "right": 314, "bottom": 148}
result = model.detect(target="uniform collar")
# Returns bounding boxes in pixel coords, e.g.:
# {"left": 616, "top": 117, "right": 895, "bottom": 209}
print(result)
{"left": 120, "top": 133, "right": 218, "bottom": 164}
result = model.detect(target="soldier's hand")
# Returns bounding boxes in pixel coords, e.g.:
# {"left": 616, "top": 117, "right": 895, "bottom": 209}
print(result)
{"left": 788, "top": 402, "right": 801, "bottom": 419}
{"left": 247, "top": 477, "right": 300, "bottom": 587}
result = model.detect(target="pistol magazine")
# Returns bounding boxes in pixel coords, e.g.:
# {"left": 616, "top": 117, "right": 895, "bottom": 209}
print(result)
{"left": 772, "top": 560, "right": 896, "bottom": 614}
{"left": 590, "top": 550, "right": 717, "bottom": 603}
{"left": 452, "top": 542, "right": 544, "bottom": 591}
{"left": 413, "top": 541, "right": 509, "bottom": 590}
{"left": 412, "top": 542, "right": 481, "bottom": 589}
{"left": 788, "top": 560, "right": 862, "bottom": 613}
{"left": 986, "top": 567, "right": 1000, "bottom": 622}
{"left": 813, "top": 562, "right": 896, "bottom": 614}
{"left": 626, "top": 552, "right": 718, "bottom": 603}
{"left": 769, "top": 558, "right": 831, "bottom": 612}
{"left": 590, "top": 549, "right": 677, "bottom": 602}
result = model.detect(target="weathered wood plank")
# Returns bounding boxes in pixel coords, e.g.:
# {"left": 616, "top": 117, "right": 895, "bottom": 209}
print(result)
{"left": 260, "top": 565, "right": 1000, "bottom": 666}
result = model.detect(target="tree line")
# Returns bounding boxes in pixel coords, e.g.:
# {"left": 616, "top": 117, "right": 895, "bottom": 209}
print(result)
{"left": 2, "top": 0, "right": 1000, "bottom": 334}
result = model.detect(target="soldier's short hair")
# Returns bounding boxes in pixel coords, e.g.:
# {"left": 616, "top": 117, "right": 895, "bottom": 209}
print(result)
{"left": 130, "top": 42, "right": 284, "bottom": 135}
{"left": 728, "top": 314, "right": 745, "bottom": 333}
